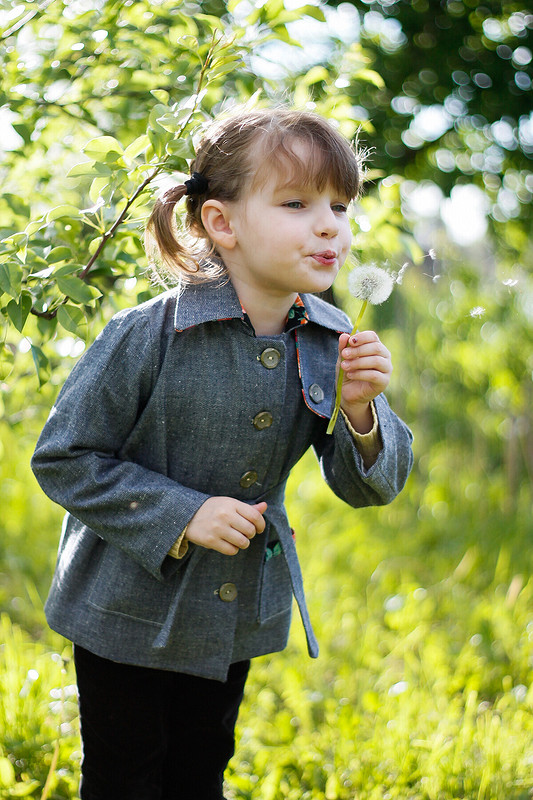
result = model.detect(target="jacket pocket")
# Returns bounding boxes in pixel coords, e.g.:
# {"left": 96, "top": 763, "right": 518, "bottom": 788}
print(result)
{"left": 258, "top": 540, "right": 293, "bottom": 623}
{"left": 87, "top": 544, "right": 184, "bottom": 626}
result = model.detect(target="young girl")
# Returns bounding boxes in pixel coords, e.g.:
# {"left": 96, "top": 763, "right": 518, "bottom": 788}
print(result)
{"left": 32, "top": 107, "right": 413, "bottom": 800}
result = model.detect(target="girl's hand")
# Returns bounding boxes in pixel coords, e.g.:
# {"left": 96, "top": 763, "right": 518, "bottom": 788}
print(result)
{"left": 185, "top": 497, "right": 267, "bottom": 556}
{"left": 337, "top": 330, "right": 392, "bottom": 431}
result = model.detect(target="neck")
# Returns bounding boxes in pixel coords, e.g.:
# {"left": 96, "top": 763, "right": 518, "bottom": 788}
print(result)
{"left": 229, "top": 276, "right": 297, "bottom": 336}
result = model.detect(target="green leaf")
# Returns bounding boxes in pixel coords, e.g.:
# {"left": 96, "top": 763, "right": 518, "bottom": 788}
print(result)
{"left": 56, "top": 276, "right": 102, "bottom": 305}
{"left": 1, "top": 232, "right": 27, "bottom": 248}
{"left": 156, "top": 107, "right": 193, "bottom": 133}
{"left": 0, "top": 343, "right": 15, "bottom": 381}
{"left": 67, "top": 160, "right": 96, "bottom": 178}
{"left": 137, "top": 290, "right": 155, "bottom": 304}
{"left": 193, "top": 12, "right": 225, "bottom": 30}
{"left": 88, "top": 237, "right": 103, "bottom": 256}
{"left": 83, "top": 135, "right": 124, "bottom": 160}
{"left": 298, "top": 4, "right": 326, "bottom": 21}
{"left": 9, "top": 781, "right": 42, "bottom": 796}
{"left": 165, "top": 135, "right": 196, "bottom": 159}
{"left": 31, "top": 344, "right": 50, "bottom": 387}
{"left": 263, "top": 0, "right": 285, "bottom": 22}
{"left": 47, "top": 246, "right": 72, "bottom": 263}
{"left": 2, "top": 193, "right": 30, "bottom": 218}
{"left": 9, "top": 780, "right": 42, "bottom": 796}
{"left": 123, "top": 134, "right": 150, "bottom": 162}
{"left": 150, "top": 89, "right": 170, "bottom": 104}
{"left": 53, "top": 262, "right": 86, "bottom": 277}
{"left": 302, "top": 65, "right": 329, "bottom": 85}
{"left": 0, "top": 755, "right": 15, "bottom": 787}
{"left": 0, "top": 262, "right": 23, "bottom": 299}
{"left": 36, "top": 314, "right": 57, "bottom": 338}
{"left": 46, "top": 205, "right": 80, "bottom": 222}
{"left": 57, "top": 303, "right": 86, "bottom": 334}
{"left": 148, "top": 128, "right": 168, "bottom": 159}
{"left": 24, "top": 250, "right": 48, "bottom": 270}
{"left": 6, "top": 292, "right": 32, "bottom": 332}
{"left": 12, "top": 123, "right": 32, "bottom": 145}
{"left": 208, "top": 57, "right": 245, "bottom": 79}
{"left": 355, "top": 68, "right": 385, "bottom": 88}
{"left": 149, "top": 104, "right": 171, "bottom": 133}
{"left": 25, "top": 216, "right": 47, "bottom": 236}
{"left": 89, "top": 176, "right": 110, "bottom": 204}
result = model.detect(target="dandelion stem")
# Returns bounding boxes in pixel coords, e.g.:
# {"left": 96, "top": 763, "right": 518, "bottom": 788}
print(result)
{"left": 326, "top": 300, "right": 368, "bottom": 435}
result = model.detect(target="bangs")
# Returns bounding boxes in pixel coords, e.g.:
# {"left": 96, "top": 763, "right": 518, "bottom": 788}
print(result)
{"left": 250, "top": 123, "right": 361, "bottom": 200}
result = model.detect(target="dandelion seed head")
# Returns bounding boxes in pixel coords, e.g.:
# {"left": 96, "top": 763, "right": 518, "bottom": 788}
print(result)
{"left": 347, "top": 265, "right": 394, "bottom": 305}
{"left": 469, "top": 306, "right": 486, "bottom": 318}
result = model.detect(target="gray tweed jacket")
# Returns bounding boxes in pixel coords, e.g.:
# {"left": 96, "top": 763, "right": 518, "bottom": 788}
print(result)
{"left": 31, "top": 278, "right": 413, "bottom": 681}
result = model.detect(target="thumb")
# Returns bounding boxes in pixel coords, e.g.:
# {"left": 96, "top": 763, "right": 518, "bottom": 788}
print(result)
{"left": 253, "top": 501, "right": 268, "bottom": 514}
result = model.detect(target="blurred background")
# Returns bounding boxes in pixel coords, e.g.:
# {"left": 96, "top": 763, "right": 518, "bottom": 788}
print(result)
{"left": 0, "top": 1, "right": 532, "bottom": 798}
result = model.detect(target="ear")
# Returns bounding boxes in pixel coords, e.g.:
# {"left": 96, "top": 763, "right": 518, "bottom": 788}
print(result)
{"left": 201, "top": 200, "right": 237, "bottom": 251}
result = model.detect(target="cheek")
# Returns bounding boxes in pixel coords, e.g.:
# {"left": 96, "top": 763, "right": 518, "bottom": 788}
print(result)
{"left": 339, "top": 229, "right": 352, "bottom": 261}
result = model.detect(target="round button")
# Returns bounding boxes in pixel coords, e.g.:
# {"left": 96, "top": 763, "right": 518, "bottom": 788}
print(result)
{"left": 253, "top": 411, "right": 273, "bottom": 430}
{"left": 260, "top": 348, "right": 281, "bottom": 369}
{"left": 218, "top": 583, "right": 237, "bottom": 602}
{"left": 309, "top": 383, "right": 324, "bottom": 403}
{"left": 239, "top": 470, "right": 258, "bottom": 488}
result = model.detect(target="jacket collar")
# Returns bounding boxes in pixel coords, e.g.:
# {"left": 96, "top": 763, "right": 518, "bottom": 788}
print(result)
{"left": 174, "top": 278, "right": 244, "bottom": 331}
{"left": 174, "top": 276, "right": 349, "bottom": 334}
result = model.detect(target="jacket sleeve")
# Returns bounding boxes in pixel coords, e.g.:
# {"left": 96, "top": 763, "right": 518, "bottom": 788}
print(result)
{"left": 313, "top": 392, "right": 414, "bottom": 509}
{"left": 31, "top": 309, "right": 210, "bottom": 581}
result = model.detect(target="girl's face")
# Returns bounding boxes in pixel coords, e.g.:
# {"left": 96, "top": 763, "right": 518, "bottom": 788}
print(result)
{"left": 214, "top": 141, "right": 353, "bottom": 302}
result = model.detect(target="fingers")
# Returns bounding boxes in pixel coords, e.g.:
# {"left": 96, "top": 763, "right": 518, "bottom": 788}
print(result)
{"left": 339, "top": 331, "right": 391, "bottom": 377}
{"left": 218, "top": 501, "right": 267, "bottom": 554}
{"left": 245, "top": 501, "right": 268, "bottom": 534}
{"left": 337, "top": 330, "right": 393, "bottom": 406}
{"left": 185, "top": 497, "right": 267, "bottom": 556}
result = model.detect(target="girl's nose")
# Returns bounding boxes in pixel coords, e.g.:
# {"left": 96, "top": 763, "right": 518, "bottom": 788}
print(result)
{"left": 320, "top": 214, "right": 339, "bottom": 234}
{"left": 317, "top": 210, "right": 339, "bottom": 237}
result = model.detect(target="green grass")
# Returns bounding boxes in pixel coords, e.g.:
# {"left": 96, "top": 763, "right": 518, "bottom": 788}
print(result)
{"left": 0, "top": 434, "right": 532, "bottom": 799}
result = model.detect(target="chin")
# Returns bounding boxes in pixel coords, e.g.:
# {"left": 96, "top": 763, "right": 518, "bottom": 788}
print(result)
{"left": 304, "top": 278, "right": 336, "bottom": 295}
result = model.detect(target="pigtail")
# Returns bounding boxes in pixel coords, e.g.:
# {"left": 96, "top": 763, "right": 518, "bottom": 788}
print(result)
{"left": 144, "top": 173, "right": 223, "bottom": 286}
{"left": 145, "top": 184, "right": 198, "bottom": 274}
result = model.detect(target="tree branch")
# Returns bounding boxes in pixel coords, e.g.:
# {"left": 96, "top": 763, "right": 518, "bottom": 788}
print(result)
{"left": 29, "top": 31, "right": 226, "bottom": 321}
{"left": 77, "top": 166, "right": 163, "bottom": 280}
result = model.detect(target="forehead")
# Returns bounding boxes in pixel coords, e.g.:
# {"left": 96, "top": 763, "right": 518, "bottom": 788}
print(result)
{"left": 249, "top": 135, "right": 358, "bottom": 200}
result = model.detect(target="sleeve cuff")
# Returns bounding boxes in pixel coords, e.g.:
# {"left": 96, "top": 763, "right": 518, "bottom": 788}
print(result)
{"left": 168, "top": 526, "right": 189, "bottom": 560}
{"left": 340, "top": 400, "right": 382, "bottom": 462}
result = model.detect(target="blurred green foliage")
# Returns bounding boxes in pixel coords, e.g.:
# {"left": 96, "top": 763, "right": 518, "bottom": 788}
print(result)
{"left": 0, "top": 445, "right": 532, "bottom": 799}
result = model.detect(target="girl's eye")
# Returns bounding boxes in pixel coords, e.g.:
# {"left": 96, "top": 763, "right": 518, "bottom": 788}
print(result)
{"left": 284, "top": 201, "right": 304, "bottom": 209}
{"left": 332, "top": 203, "right": 348, "bottom": 213}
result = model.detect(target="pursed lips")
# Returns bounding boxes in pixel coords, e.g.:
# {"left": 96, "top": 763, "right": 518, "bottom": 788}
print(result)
{"left": 311, "top": 250, "right": 337, "bottom": 264}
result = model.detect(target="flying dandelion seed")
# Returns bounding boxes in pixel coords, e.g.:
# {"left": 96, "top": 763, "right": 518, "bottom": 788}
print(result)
{"left": 428, "top": 249, "right": 437, "bottom": 260}
{"left": 392, "top": 262, "right": 409, "bottom": 285}
{"left": 502, "top": 279, "right": 518, "bottom": 287}
{"left": 469, "top": 306, "right": 486, "bottom": 318}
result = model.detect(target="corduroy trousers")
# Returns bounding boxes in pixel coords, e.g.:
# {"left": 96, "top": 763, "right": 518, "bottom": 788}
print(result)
{"left": 73, "top": 645, "right": 250, "bottom": 800}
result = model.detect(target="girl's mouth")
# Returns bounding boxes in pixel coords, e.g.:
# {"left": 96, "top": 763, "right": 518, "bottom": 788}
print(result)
{"left": 312, "top": 251, "right": 337, "bottom": 265}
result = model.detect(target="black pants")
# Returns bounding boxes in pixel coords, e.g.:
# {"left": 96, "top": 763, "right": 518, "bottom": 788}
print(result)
{"left": 73, "top": 645, "right": 250, "bottom": 800}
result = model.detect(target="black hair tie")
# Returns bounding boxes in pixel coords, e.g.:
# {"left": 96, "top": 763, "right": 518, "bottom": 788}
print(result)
{"left": 184, "top": 172, "right": 208, "bottom": 196}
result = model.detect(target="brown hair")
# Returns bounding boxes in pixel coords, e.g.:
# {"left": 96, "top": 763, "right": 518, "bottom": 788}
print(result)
{"left": 145, "top": 107, "right": 363, "bottom": 283}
